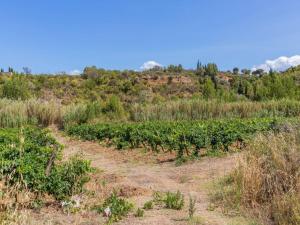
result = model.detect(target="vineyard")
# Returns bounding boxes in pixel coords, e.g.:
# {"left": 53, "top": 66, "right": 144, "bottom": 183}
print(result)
{"left": 67, "top": 118, "right": 289, "bottom": 159}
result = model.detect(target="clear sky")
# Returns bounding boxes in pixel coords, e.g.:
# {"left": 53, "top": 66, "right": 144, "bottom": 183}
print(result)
{"left": 1, "top": 0, "right": 300, "bottom": 73}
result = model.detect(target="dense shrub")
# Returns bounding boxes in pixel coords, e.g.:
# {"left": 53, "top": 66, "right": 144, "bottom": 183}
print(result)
{"left": 102, "top": 95, "right": 126, "bottom": 118}
{"left": 1, "top": 76, "right": 31, "bottom": 100}
{"left": 46, "top": 156, "right": 92, "bottom": 200}
{"left": 94, "top": 192, "right": 133, "bottom": 222}
{"left": 0, "top": 127, "right": 92, "bottom": 201}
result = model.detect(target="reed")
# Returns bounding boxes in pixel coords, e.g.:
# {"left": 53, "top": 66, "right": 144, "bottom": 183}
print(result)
{"left": 0, "top": 99, "right": 62, "bottom": 127}
{"left": 130, "top": 99, "right": 300, "bottom": 121}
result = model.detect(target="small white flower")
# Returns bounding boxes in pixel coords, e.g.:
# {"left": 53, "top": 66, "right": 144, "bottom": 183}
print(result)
{"left": 103, "top": 207, "right": 111, "bottom": 217}
{"left": 61, "top": 201, "right": 71, "bottom": 207}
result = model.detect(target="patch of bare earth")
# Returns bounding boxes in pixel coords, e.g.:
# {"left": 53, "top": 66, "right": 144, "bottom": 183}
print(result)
{"left": 23, "top": 127, "right": 240, "bottom": 225}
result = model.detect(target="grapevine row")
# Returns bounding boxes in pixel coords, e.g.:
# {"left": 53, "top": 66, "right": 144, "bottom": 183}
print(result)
{"left": 66, "top": 118, "right": 287, "bottom": 158}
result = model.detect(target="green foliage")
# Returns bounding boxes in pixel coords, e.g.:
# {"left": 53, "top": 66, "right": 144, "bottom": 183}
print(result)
{"left": 204, "top": 63, "right": 218, "bottom": 77}
{"left": 96, "top": 192, "right": 133, "bottom": 223}
{"left": 167, "top": 64, "right": 183, "bottom": 73}
{"left": 102, "top": 95, "right": 125, "bottom": 116}
{"left": 202, "top": 78, "right": 216, "bottom": 98}
{"left": 0, "top": 65, "right": 300, "bottom": 106}
{"left": 0, "top": 127, "right": 92, "bottom": 200}
{"left": 1, "top": 75, "right": 31, "bottom": 100}
{"left": 46, "top": 156, "right": 92, "bottom": 200}
{"left": 163, "top": 191, "right": 185, "bottom": 210}
{"left": 233, "top": 67, "right": 239, "bottom": 75}
{"left": 134, "top": 208, "right": 144, "bottom": 217}
{"left": 67, "top": 118, "right": 285, "bottom": 158}
{"left": 143, "top": 200, "right": 154, "bottom": 210}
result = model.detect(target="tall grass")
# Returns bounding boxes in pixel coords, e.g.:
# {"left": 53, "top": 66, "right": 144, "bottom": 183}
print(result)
{"left": 0, "top": 97, "right": 127, "bottom": 128}
{"left": 0, "top": 99, "right": 62, "bottom": 127}
{"left": 213, "top": 126, "right": 300, "bottom": 225}
{"left": 131, "top": 99, "right": 300, "bottom": 121}
{"left": 0, "top": 99, "right": 28, "bottom": 127}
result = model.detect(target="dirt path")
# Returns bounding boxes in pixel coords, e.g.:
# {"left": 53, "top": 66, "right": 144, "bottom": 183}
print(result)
{"left": 28, "top": 128, "right": 245, "bottom": 225}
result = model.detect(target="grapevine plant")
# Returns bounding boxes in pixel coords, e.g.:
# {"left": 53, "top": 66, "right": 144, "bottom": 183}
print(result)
{"left": 0, "top": 127, "right": 92, "bottom": 201}
{"left": 67, "top": 118, "right": 287, "bottom": 159}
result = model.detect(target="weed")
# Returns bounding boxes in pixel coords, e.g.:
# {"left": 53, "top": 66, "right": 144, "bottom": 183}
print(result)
{"left": 164, "top": 191, "right": 184, "bottom": 210}
{"left": 96, "top": 192, "right": 133, "bottom": 223}
{"left": 143, "top": 200, "right": 154, "bottom": 210}
{"left": 189, "top": 195, "right": 196, "bottom": 218}
{"left": 134, "top": 208, "right": 144, "bottom": 217}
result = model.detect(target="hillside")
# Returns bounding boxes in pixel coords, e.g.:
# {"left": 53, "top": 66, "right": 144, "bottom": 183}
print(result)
{"left": 0, "top": 65, "right": 300, "bottom": 105}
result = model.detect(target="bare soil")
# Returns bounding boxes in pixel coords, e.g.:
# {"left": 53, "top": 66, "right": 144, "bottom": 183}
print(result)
{"left": 18, "top": 127, "right": 247, "bottom": 225}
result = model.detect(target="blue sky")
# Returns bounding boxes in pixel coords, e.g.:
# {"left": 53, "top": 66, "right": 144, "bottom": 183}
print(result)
{"left": 1, "top": 0, "right": 300, "bottom": 73}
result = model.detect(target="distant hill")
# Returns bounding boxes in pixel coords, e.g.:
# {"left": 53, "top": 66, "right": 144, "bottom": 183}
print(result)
{"left": 0, "top": 65, "right": 299, "bottom": 104}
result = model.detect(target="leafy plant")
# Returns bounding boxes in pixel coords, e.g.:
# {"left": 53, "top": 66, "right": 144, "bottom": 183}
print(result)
{"left": 134, "top": 208, "right": 144, "bottom": 217}
{"left": 46, "top": 156, "right": 92, "bottom": 200}
{"left": 0, "top": 127, "right": 92, "bottom": 202}
{"left": 98, "top": 192, "right": 133, "bottom": 223}
{"left": 163, "top": 191, "right": 185, "bottom": 210}
{"left": 67, "top": 118, "right": 287, "bottom": 159}
{"left": 143, "top": 200, "right": 154, "bottom": 210}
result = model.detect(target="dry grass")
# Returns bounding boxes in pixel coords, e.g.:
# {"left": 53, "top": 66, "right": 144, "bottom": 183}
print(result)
{"left": 0, "top": 209, "right": 32, "bottom": 225}
{"left": 213, "top": 127, "right": 300, "bottom": 225}
{"left": 0, "top": 99, "right": 62, "bottom": 127}
{"left": 0, "top": 98, "right": 127, "bottom": 128}
{"left": 131, "top": 99, "right": 300, "bottom": 121}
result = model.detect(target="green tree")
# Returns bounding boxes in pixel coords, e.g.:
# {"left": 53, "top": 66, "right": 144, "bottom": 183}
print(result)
{"left": 241, "top": 69, "right": 251, "bottom": 75}
{"left": 167, "top": 64, "right": 183, "bottom": 73}
{"left": 202, "top": 77, "right": 216, "bottom": 98}
{"left": 204, "top": 63, "right": 218, "bottom": 77}
{"left": 196, "top": 60, "right": 205, "bottom": 76}
{"left": 252, "top": 69, "right": 264, "bottom": 76}
{"left": 233, "top": 67, "right": 239, "bottom": 75}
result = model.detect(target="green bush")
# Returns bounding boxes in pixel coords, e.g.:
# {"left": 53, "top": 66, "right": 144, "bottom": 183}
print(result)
{"left": 143, "top": 200, "right": 154, "bottom": 210}
{"left": 164, "top": 191, "right": 185, "bottom": 210}
{"left": 0, "top": 127, "right": 92, "bottom": 201}
{"left": 134, "top": 208, "right": 144, "bottom": 217}
{"left": 102, "top": 95, "right": 126, "bottom": 118}
{"left": 1, "top": 75, "right": 31, "bottom": 100}
{"left": 96, "top": 192, "right": 133, "bottom": 223}
{"left": 47, "top": 156, "right": 92, "bottom": 200}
